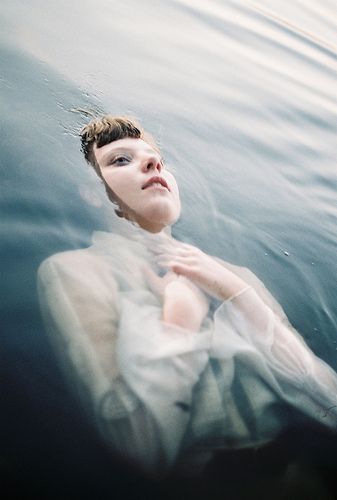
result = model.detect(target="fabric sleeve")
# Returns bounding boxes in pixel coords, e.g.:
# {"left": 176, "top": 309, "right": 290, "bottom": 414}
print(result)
{"left": 37, "top": 251, "right": 212, "bottom": 474}
{"left": 211, "top": 286, "right": 337, "bottom": 429}
{"left": 37, "top": 251, "right": 121, "bottom": 397}
{"left": 115, "top": 289, "right": 212, "bottom": 472}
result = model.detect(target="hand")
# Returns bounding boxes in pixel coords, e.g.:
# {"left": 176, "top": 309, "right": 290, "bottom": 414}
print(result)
{"left": 154, "top": 240, "right": 248, "bottom": 301}
{"left": 143, "top": 265, "right": 209, "bottom": 332}
{"left": 143, "top": 267, "right": 178, "bottom": 297}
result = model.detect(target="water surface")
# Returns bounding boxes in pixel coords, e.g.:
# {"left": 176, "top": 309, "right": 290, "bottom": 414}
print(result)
{"left": 1, "top": 0, "right": 337, "bottom": 496}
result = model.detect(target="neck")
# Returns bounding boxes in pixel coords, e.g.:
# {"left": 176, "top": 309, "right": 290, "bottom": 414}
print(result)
{"left": 125, "top": 212, "right": 167, "bottom": 234}
{"left": 118, "top": 203, "right": 168, "bottom": 234}
{"left": 135, "top": 218, "right": 166, "bottom": 233}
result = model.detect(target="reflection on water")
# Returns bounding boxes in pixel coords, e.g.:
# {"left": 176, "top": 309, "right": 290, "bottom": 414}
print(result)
{"left": 1, "top": 0, "right": 337, "bottom": 496}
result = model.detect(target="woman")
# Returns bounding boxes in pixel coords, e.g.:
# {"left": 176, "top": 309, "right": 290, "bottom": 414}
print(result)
{"left": 38, "top": 116, "right": 337, "bottom": 477}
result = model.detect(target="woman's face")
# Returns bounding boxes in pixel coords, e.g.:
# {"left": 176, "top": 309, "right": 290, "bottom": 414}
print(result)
{"left": 94, "top": 137, "right": 181, "bottom": 233}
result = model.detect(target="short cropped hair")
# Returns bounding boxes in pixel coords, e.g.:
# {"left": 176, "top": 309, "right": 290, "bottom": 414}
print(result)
{"left": 79, "top": 115, "right": 159, "bottom": 215}
{"left": 80, "top": 115, "right": 159, "bottom": 178}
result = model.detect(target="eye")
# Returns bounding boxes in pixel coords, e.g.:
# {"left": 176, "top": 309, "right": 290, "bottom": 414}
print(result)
{"left": 111, "top": 155, "right": 131, "bottom": 166}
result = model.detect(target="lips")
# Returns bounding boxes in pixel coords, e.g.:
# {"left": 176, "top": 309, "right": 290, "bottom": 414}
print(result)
{"left": 142, "top": 176, "right": 170, "bottom": 191}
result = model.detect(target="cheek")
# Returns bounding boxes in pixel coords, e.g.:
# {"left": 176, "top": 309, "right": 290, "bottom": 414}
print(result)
{"left": 171, "top": 181, "right": 181, "bottom": 206}
{"left": 104, "top": 172, "right": 134, "bottom": 199}
{"left": 174, "top": 194, "right": 181, "bottom": 216}
{"left": 167, "top": 173, "right": 179, "bottom": 195}
{"left": 169, "top": 184, "right": 181, "bottom": 218}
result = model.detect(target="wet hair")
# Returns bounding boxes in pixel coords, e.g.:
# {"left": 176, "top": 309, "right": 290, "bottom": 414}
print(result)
{"left": 79, "top": 115, "right": 159, "bottom": 216}
{"left": 80, "top": 115, "right": 159, "bottom": 178}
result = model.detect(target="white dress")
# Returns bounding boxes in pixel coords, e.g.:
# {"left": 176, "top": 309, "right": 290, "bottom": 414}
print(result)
{"left": 37, "top": 223, "right": 337, "bottom": 476}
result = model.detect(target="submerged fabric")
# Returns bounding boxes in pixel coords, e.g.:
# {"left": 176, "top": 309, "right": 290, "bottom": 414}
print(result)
{"left": 37, "top": 222, "right": 337, "bottom": 475}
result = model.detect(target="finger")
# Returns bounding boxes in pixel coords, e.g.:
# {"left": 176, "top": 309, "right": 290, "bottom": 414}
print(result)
{"left": 156, "top": 259, "right": 185, "bottom": 273}
{"left": 153, "top": 250, "right": 190, "bottom": 264}
{"left": 142, "top": 265, "right": 160, "bottom": 284}
{"left": 156, "top": 259, "right": 172, "bottom": 270}
{"left": 142, "top": 266, "right": 166, "bottom": 295}
{"left": 156, "top": 256, "right": 197, "bottom": 270}
{"left": 156, "top": 258, "right": 196, "bottom": 277}
{"left": 169, "top": 262, "right": 199, "bottom": 280}
{"left": 154, "top": 247, "right": 197, "bottom": 260}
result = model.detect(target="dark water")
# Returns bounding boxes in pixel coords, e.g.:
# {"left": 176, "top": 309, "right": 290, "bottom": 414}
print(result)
{"left": 1, "top": 0, "right": 337, "bottom": 497}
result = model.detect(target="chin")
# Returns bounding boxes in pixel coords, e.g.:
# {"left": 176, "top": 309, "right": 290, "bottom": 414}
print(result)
{"left": 142, "top": 199, "right": 180, "bottom": 222}
{"left": 149, "top": 206, "right": 180, "bottom": 226}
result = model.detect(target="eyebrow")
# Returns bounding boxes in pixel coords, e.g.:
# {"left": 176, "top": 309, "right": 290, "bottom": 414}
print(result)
{"left": 101, "top": 146, "right": 162, "bottom": 165}
{"left": 100, "top": 148, "right": 130, "bottom": 164}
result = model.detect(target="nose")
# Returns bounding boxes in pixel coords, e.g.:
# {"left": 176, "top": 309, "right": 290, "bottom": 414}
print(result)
{"left": 142, "top": 155, "right": 162, "bottom": 173}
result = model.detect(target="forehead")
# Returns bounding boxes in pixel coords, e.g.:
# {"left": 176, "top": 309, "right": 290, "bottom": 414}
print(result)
{"left": 94, "top": 137, "right": 159, "bottom": 164}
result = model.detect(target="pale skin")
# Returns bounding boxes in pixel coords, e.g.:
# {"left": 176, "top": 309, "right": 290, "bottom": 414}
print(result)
{"left": 93, "top": 138, "right": 248, "bottom": 332}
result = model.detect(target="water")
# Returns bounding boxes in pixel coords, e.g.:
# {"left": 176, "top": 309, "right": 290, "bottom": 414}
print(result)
{"left": 1, "top": 0, "right": 337, "bottom": 496}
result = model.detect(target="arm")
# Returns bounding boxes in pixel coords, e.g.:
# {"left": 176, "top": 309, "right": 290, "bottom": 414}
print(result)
{"left": 144, "top": 267, "right": 209, "bottom": 332}
{"left": 155, "top": 240, "right": 249, "bottom": 301}
{"left": 37, "top": 250, "right": 211, "bottom": 474}
{"left": 154, "top": 238, "right": 314, "bottom": 352}
{"left": 156, "top": 241, "right": 337, "bottom": 426}
{"left": 37, "top": 251, "right": 121, "bottom": 414}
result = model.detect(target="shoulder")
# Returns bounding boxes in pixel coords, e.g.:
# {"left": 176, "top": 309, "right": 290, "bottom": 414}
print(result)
{"left": 38, "top": 247, "right": 118, "bottom": 296}
{"left": 39, "top": 247, "right": 101, "bottom": 276}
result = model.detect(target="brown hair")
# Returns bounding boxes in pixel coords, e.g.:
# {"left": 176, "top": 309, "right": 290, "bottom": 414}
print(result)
{"left": 80, "top": 115, "right": 159, "bottom": 178}
{"left": 79, "top": 115, "right": 159, "bottom": 216}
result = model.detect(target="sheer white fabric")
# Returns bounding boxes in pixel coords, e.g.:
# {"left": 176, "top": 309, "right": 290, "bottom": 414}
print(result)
{"left": 37, "top": 226, "right": 337, "bottom": 475}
